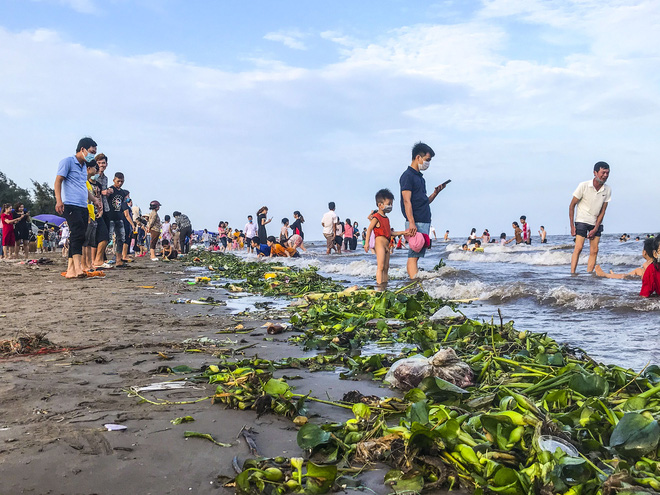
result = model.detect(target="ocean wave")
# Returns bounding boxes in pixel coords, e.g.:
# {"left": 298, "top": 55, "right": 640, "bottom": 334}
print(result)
{"left": 423, "top": 279, "right": 660, "bottom": 312}
{"left": 447, "top": 249, "right": 638, "bottom": 266}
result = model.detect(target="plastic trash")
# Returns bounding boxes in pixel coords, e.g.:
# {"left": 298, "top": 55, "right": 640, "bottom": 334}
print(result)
{"left": 384, "top": 348, "right": 474, "bottom": 391}
{"left": 537, "top": 435, "right": 579, "bottom": 457}
{"left": 104, "top": 424, "right": 127, "bottom": 431}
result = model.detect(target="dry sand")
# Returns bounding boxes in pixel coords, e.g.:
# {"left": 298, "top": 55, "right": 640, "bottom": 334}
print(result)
{"left": 0, "top": 254, "right": 398, "bottom": 495}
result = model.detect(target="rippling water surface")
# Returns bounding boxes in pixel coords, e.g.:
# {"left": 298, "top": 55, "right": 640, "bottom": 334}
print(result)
{"left": 249, "top": 234, "right": 659, "bottom": 370}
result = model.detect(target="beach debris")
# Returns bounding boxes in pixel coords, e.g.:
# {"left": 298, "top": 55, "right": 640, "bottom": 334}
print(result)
{"left": 194, "top": 276, "right": 211, "bottom": 284}
{"left": 171, "top": 416, "right": 195, "bottom": 425}
{"left": 133, "top": 252, "right": 660, "bottom": 494}
{"left": 292, "top": 416, "right": 308, "bottom": 426}
{"left": 263, "top": 322, "right": 290, "bottom": 335}
{"left": 365, "top": 318, "right": 406, "bottom": 328}
{"left": 183, "top": 431, "right": 231, "bottom": 447}
{"left": 238, "top": 425, "right": 259, "bottom": 456}
{"left": 0, "top": 333, "right": 64, "bottom": 357}
{"left": 134, "top": 381, "right": 190, "bottom": 392}
{"left": 171, "top": 296, "right": 225, "bottom": 305}
{"left": 138, "top": 285, "right": 155, "bottom": 289}
{"left": 383, "top": 349, "right": 473, "bottom": 391}
{"left": 103, "top": 424, "right": 127, "bottom": 431}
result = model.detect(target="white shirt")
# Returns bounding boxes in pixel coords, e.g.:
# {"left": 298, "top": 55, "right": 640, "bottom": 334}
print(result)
{"left": 321, "top": 210, "right": 338, "bottom": 235}
{"left": 245, "top": 221, "right": 258, "bottom": 238}
{"left": 573, "top": 180, "right": 612, "bottom": 225}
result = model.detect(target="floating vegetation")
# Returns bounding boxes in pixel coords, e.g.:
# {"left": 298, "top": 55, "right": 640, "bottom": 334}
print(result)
{"left": 138, "top": 252, "right": 660, "bottom": 494}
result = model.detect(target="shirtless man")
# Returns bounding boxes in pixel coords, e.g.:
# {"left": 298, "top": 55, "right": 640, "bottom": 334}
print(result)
{"left": 569, "top": 162, "right": 611, "bottom": 274}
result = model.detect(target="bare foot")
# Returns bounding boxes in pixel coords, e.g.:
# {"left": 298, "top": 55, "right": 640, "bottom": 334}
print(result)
{"left": 594, "top": 265, "right": 606, "bottom": 277}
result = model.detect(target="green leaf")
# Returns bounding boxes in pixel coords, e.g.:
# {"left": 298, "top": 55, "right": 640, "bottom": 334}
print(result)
{"left": 351, "top": 402, "right": 370, "bottom": 420}
{"left": 404, "top": 388, "right": 426, "bottom": 403}
{"left": 609, "top": 412, "right": 660, "bottom": 457}
{"left": 409, "top": 400, "right": 429, "bottom": 424}
{"left": 419, "top": 376, "right": 469, "bottom": 401}
{"left": 297, "top": 423, "right": 332, "bottom": 450}
{"left": 170, "top": 365, "right": 194, "bottom": 373}
{"left": 409, "top": 421, "right": 443, "bottom": 452}
{"left": 304, "top": 462, "right": 337, "bottom": 494}
{"left": 568, "top": 372, "right": 609, "bottom": 397}
{"left": 183, "top": 431, "right": 231, "bottom": 447}
{"left": 392, "top": 474, "right": 424, "bottom": 494}
{"left": 263, "top": 378, "right": 291, "bottom": 397}
{"left": 171, "top": 415, "right": 195, "bottom": 425}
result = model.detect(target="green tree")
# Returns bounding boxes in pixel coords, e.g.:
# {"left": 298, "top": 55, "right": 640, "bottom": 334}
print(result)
{"left": 30, "top": 180, "right": 56, "bottom": 215}
{"left": 0, "top": 171, "right": 33, "bottom": 210}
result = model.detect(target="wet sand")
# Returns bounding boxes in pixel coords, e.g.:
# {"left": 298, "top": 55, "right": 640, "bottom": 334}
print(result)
{"left": 0, "top": 255, "right": 397, "bottom": 495}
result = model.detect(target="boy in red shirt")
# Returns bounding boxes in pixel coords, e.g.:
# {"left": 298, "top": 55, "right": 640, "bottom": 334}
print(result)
{"left": 364, "top": 189, "right": 409, "bottom": 285}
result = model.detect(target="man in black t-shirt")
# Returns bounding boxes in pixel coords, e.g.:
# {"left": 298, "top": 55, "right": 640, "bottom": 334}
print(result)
{"left": 106, "top": 172, "right": 134, "bottom": 267}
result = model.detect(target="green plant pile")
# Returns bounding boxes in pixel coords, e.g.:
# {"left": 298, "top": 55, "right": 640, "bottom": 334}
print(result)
{"left": 166, "top": 253, "right": 660, "bottom": 494}
{"left": 186, "top": 252, "right": 345, "bottom": 296}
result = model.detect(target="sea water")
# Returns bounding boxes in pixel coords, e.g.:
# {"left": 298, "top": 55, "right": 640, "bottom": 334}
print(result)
{"left": 251, "top": 234, "right": 659, "bottom": 370}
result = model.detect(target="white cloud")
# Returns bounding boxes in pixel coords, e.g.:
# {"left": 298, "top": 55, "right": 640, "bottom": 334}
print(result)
{"left": 264, "top": 29, "right": 308, "bottom": 50}
{"left": 1, "top": 1, "right": 660, "bottom": 235}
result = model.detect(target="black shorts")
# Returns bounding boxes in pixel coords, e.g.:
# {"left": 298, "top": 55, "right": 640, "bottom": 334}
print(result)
{"left": 96, "top": 215, "right": 109, "bottom": 243}
{"left": 84, "top": 220, "right": 97, "bottom": 247}
{"left": 334, "top": 236, "right": 343, "bottom": 245}
{"left": 575, "top": 222, "right": 603, "bottom": 238}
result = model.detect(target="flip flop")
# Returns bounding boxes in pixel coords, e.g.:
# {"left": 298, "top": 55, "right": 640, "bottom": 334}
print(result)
{"left": 76, "top": 272, "right": 88, "bottom": 278}
{"left": 85, "top": 270, "right": 106, "bottom": 277}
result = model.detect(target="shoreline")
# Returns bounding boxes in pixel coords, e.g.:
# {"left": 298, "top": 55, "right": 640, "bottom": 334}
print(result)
{"left": 1, "top": 252, "right": 658, "bottom": 494}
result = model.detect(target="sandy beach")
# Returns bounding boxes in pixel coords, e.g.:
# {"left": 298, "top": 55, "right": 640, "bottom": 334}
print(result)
{"left": 0, "top": 255, "right": 399, "bottom": 495}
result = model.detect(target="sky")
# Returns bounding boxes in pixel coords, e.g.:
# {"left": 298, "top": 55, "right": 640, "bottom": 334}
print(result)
{"left": 1, "top": 0, "right": 659, "bottom": 239}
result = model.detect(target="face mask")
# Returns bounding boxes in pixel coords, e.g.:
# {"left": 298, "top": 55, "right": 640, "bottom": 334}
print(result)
{"left": 382, "top": 205, "right": 393, "bottom": 213}
{"left": 419, "top": 160, "right": 430, "bottom": 171}
{"left": 84, "top": 151, "right": 96, "bottom": 163}
{"left": 249, "top": 220, "right": 252, "bottom": 223}
{"left": 91, "top": 174, "right": 99, "bottom": 181}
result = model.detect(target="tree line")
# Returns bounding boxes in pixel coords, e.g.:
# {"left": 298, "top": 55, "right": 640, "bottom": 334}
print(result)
{"left": 0, "top": 171, "right": 56, "bottom": 216}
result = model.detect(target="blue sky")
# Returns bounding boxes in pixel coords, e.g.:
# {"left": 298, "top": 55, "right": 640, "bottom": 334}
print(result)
{"left": 1, "top": 0, "right": 659, "bottom": 238}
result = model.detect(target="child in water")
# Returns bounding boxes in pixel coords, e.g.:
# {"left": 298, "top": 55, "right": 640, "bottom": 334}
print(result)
{"left": 364, "top": 188, "right": 409, "bottom": 285}
{"left": 595, "top": 238, "right": 660, "bottom": 297}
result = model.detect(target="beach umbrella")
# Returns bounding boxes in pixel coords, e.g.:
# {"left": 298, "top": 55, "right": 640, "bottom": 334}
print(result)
{"left": 32, "top": 214, "right": 66, "bottom": 227}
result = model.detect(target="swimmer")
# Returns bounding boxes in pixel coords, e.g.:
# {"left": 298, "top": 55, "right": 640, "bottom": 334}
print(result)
{"left": 539, "top": 226, "right": 547, "bottom": 243}
{"left": 594, "top": 238, "right": 655, "bottom": 279}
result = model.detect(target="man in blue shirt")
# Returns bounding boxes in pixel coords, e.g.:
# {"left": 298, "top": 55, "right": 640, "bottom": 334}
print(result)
{"left": 55, "top": 137, "right": 100, "bottom": 278}
{"left": 399, "top": 142, "right": 449, "bottom": 278}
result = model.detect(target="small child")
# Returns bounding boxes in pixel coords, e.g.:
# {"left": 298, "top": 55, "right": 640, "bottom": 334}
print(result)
{"left": 250, "top": 237, "right": 271, "bottom": 257}
{"left": 37, "top": 230, "right": 44, "bottom": 253}
{"left": 499, "top": 233, "right": 507, "bottom": 246}
{"left": 161, "top": 239, "right": 178, "bottom": 260}
{"left": 364, "top": 188, "right": 408, "bottom": 285}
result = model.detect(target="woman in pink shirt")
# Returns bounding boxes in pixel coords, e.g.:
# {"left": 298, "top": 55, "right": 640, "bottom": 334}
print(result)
{"left": 343, "top": 219, "right": 354, "bottom": 251}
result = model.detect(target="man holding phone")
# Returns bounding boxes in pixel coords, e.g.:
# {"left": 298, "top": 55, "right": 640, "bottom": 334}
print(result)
{"left": 399, "top": 142, "right": 450, "bottom": 278}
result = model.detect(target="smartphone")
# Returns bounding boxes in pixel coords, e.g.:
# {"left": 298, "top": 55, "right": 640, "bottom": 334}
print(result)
{"left": 441, "top": 179, "right": 452, "bottom": 187}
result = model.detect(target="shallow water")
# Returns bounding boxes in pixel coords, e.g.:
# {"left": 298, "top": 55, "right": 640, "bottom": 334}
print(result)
{"left": 192, "top": 234, "right": 659, "bottom": 370}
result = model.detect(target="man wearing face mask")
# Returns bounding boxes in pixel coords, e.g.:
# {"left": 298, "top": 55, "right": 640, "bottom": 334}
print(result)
{"left": 399, "top": 142, "right": 449, "bottom": 278}
{"left": 55, "top": 137, "right": 98, "bottom": 278}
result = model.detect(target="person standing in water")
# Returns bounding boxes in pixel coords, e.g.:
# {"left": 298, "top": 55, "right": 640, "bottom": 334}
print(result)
{"left": 399, "top": 142, "right": 448, "bottom": 278}
{"left": 538, "top": 226, "right": 547, "bottom": 243}
{"left": 569, "top": 162, "right": 612, "bottom": 274}
{"left": 256, "top": 206, "right": 271, "bottom": 243}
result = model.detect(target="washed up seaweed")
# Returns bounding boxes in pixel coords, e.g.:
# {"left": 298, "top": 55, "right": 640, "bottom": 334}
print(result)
{"left": 140, "top": 252, "right": 660, "bottom": 494}
{"left": 186, "top": 252, "right": 345, "bottom": 296}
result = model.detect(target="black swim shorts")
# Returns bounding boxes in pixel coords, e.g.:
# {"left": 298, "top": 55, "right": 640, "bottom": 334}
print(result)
{"left": 575, "top": 222, "right": 603, "bottom": 238}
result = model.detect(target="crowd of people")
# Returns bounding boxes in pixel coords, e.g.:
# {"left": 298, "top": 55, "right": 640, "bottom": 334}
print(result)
{"left": 44, "top": 136, "right": 195, "bottom": 278}
{"left": 3, "top": 138, "right": 658, "bottom": 297}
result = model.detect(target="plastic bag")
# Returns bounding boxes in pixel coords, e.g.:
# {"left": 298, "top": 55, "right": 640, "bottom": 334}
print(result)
{"left": 384, "top": 348, "right": 474, "bottom": 391}
{"left": 383, "top": 354, "right": 433, "bottom": 391}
